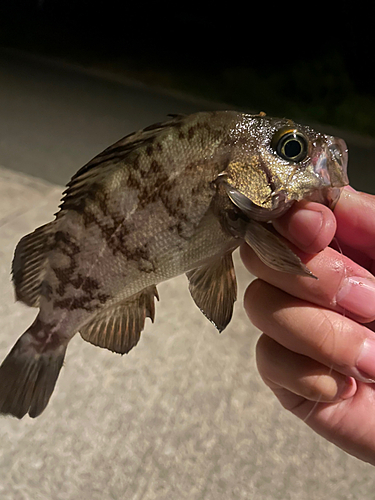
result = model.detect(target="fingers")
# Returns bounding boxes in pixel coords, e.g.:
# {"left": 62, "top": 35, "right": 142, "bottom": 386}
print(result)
{"left": 244, "top": 280, "right": 375, "bottom": 383}
{"left": 246, "top": 280, "right": 375, "bottom": 465}
{"left": 267, "top": 380, "right": 375, "bottom": 466}
{"left": 240, "top": 240, "right": 375, "bottom": 324}
{"left": 279, "top": 188, "right": 375, "bottom": 263}
{"left": 334, "top": 187, "right": 375, "bottom": 261}
{"left": 272, "top": 201, "right": 336, "bottom": 254}
{"left": 244, "top": 189, "right": 375, "bottom": 466}
{"left": 256, "top": 334, "right": 357, "bottom": 403}
{"left": 242, "top": 196, "right": 375, "bottom": 324}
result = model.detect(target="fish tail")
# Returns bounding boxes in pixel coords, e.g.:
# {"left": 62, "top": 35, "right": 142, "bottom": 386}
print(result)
{"left": 0, "top": 319, "right": 67, "bottom": 419}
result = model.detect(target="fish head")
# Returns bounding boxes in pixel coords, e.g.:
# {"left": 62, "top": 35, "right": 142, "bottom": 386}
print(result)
{"left": 221, "top": 115, "right": 349, "bottom": 221}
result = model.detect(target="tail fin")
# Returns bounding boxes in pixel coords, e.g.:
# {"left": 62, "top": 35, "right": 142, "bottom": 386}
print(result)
{"left": 0, "top": 326, "right": 67, "bottom": 419}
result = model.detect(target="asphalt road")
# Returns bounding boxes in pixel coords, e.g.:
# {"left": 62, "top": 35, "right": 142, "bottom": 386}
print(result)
{"left": 0, "top": 48, "right": 374, "bottom": 500}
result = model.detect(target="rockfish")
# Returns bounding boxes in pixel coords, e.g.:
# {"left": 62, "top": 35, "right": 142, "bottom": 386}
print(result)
{"left": 0, "top": 111, "right": 349, "bottom": 418}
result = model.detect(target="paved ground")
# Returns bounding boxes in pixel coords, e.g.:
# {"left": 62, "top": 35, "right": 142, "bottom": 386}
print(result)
{"left": 0, "top": 48, "right": 374, "bottom": 499}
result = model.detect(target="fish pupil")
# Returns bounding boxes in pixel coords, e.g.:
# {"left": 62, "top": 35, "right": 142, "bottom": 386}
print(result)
{"left": 271, "top": 127, "right": 308, "bottom": 163}
{"left": 277, "top": 132, "right": 308, "bottom": 162}
{"left": 284, "top": 139, "right": 302, "bottom": 159}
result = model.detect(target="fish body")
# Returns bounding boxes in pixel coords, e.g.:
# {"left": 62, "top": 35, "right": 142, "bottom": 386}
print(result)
{"left": 0, "top": 111, "right": 348, "bottom": 418}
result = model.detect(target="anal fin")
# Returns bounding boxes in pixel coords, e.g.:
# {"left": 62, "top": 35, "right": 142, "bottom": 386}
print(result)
{"left": 186, "top": 252, "right": 237, "bottom": 333}
{"left": 79, "top": 285, "right": 159, "bottom": 354}
{"left": 12, "top": 222, "right": 54, "bottom": 307}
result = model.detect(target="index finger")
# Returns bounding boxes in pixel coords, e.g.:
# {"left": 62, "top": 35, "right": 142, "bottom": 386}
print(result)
{"left": 334, "top": 187, "right": 375, "bottom": 260}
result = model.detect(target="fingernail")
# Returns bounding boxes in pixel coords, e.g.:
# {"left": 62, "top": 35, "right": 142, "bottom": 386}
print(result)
{"left": 338, "top": 376, "right": 357, "bottom": 400}
{"left": 336, "top": 276, "right": 375, "bottom": 319}
{"left": 356, "top": 338, "right": 375, "bottom": 382}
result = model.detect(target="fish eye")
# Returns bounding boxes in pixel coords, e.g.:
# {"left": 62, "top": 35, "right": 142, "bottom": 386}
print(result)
{"left": 271, "top": 128, "right": 308, "bottom": 163}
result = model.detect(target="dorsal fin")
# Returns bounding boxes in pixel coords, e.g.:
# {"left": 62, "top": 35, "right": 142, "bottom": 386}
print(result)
{"left": 12, "top": 222, "right": 54, "bottom": 307}
{"left": 79, "top": 285, "right": 159, "bottom": 354}
{"left": 56, "top": 114, "right": 186, "bottom": 217}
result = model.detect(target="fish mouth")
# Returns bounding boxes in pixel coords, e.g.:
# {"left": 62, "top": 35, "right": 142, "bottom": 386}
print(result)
{"left": 328, "top": 138, "right": 349, "bottom": 187}
{"left": 310, "top": 186, "right": 343, "bottom": 209}
{"left": 313, "top": 138, "right": 348, "bottom": 184}
{"left": 310, "top": 136, "right": 349, "bottom": 208}
{"left": 326, "top": 186, "right": 343, "bottom": 209}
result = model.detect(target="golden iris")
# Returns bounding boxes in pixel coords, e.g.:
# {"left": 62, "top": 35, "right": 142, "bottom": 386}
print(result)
{"left": 271, "top": 127, "right": 308, "bottom": 163}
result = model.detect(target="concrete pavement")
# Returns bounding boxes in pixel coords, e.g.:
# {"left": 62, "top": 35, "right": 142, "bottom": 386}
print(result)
{"left": 0, "top": 49, "right": 374, "bottom": 499}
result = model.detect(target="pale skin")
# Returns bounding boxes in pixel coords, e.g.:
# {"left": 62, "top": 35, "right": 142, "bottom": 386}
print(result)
{"left": 241, "top": 186, "right": 375, "bottom": 465}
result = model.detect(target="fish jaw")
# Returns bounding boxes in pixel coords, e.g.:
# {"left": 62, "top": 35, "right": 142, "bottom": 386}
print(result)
{"left": 326, "top": 137, "right": 349, "bottom": 187}
{"left": 306, "top": 135, "right": 349, "bottom": 208}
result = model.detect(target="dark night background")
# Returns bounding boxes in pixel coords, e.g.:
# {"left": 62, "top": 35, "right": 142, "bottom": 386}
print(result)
{"left": 1, "top": 1, "right": 375, "bottom": 137}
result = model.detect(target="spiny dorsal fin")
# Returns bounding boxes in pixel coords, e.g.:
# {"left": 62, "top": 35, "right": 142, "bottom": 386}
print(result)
{"left": 12, "top": 222, "right": 54, "bottom": 307}
{"left": 79, "top": 285, "right": 159, "bottom": 354}
{"left": 244, "top": 219, "right": 316, "bottom": 278}
{"left": 186, "top": 252, "right": 237, "bottom": 333}
{"left": 57, "top": 114, "right": 186, "bottom": 216}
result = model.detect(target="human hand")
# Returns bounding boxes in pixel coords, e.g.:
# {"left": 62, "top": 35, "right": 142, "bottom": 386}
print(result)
{"left": 241, "top": 187, "right": 375, "bottom": 465}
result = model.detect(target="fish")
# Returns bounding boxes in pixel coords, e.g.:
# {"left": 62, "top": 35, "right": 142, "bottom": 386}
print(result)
{"left": 0, "top": 110, "right": 349, "bottom": 418}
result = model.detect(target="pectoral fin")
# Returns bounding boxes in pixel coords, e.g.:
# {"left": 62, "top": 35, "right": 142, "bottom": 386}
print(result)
{"left": 244, "top": 219, "right": 316, "bottom": 278}
{"left": 79, "top": 285, "right": 159, "bottom": 354}
{"left": 186, "top": 252, "right": 237, "bottom": 332}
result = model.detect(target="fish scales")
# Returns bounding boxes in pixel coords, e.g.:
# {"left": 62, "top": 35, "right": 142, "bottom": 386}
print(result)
{"left": 0, "top": 111, "right": 349, "bottom": 418}
{"left": 44, "top": 113, "right": 240, "bottom": 324}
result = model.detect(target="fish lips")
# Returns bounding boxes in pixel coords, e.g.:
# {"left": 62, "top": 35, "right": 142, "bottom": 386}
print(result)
{"left": 311, "top": 136, "right": 349, "bottom": 208}
{"left": 314, "top": 137, "right": 348, "bottom": 182}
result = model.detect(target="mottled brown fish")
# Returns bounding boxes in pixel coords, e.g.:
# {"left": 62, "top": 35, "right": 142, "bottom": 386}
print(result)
{"left": 0, "top": 111, "right": 348, "bottom": 418}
